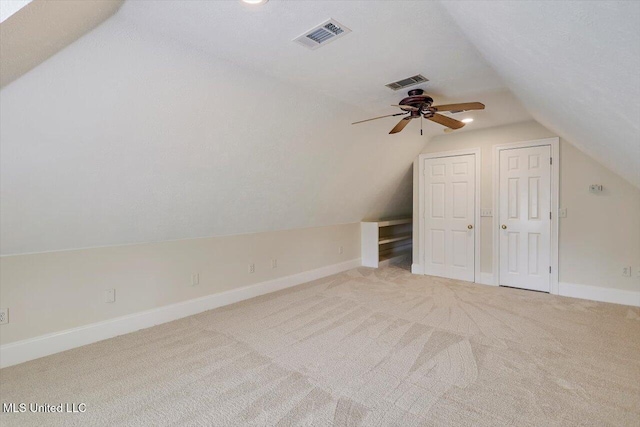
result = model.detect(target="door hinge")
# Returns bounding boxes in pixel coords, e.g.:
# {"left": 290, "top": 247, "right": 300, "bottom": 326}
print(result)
{"left": 549, "top": 266, "right": 552, "bottom": 274}
{"left": 550, "top": 211, "right": 552, "bottom": 220}
{"left": 550, "top": 157, "right": 553, "bottom": 165}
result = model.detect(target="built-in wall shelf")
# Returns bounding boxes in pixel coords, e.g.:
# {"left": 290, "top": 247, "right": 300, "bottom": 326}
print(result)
{"left": 377, "top": 218, "right": 412, "bottom": 227}
{"left": 362, "top": 218, "right": 412, "bottom": 268}
{"left": 378, "top": 233, "right": 412, "bottom": 245}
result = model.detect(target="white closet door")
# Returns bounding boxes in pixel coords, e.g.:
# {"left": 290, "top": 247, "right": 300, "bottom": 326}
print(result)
{"left": 424, "top": 155, "right": 475, "bottom": 281}
{"left": 499, "top": 145, "right": 551, "bottom": 292}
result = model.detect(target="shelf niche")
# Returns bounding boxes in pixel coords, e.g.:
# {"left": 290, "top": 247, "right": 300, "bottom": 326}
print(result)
{"left": 361, "top": 219, "right": 412, "bottom": 268}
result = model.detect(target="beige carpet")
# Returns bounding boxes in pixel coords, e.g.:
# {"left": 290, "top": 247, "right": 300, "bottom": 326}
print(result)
{"left": 1, "top": 263, "right": 639, "bottom": 426}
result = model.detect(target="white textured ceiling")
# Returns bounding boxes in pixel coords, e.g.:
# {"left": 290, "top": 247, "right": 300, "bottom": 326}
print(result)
{"left": 441, "top": 0, "right": 640, "bottom": 188}
{"left": 1, "top": 0, "right": 536, "bottom": 255}
{"left": 118, "top": 0, "right": 530, "bottom": 129}
{"left": 2, "top": 0, "right": 638, "bottom": 255}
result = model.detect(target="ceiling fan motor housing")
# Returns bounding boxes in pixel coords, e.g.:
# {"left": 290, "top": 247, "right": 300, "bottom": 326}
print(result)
{"left": 399, "top": 88, "right": 434, "bottom": 116}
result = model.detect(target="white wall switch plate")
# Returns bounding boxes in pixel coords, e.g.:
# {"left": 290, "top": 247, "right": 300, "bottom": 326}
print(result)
{"left": 248, "top": 263, "right": 255, "bottom": 274}
{"left": 191, "top": 273, "right": 199, "bottom": 286}
{"left": 104, "top": 289, "right": 116, "bottom": 303}
{"left": 559, "top": 208, "right": 567, "bottom": 218}
{"left": 271, "top": 259, "right": 277, "bottom": 269}
{"left": 622, "top": 267, "right": 632, "bottom": 277}
{"left": 338, "top": 246, "right": 344, "bottom": 255}
{"left": 0, "top": 308, "right": 8, "bottom": 325}
{"left": 480, "top": 209, "right": 492, "bottom": 217}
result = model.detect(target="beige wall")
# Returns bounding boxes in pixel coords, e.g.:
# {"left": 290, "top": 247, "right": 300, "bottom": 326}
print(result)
{"left": 415, "top": 120, "right": 640, "bottom": 291}
{"left": 0, "top": 223, "right": 359, "bottom": 345}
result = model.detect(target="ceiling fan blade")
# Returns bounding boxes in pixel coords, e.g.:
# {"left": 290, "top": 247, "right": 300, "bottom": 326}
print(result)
{"left": 389, "top": 117, "right": 413, "bottom": 134}
{"left": 432, "top": 102, "right": 485, "bottom": 112}
{"left": 352, "top": 112, "right": 407, "bottom": 125}
{"left": 427, "top": 113, "right": 465, "bottom": 129}
{"left": 391, "top": 104, "right": 419, "bottom": 111}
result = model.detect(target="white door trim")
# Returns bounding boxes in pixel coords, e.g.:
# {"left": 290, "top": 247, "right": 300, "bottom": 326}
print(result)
{"left": 492, "top": 137, "right": 560, "bottom": 294}
{"left": 417, "top": 148, "right": 481, "bottom": 282}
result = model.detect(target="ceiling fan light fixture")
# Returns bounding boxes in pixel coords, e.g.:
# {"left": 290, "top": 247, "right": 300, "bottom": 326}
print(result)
{"left": 461, "top": 118, "right": 474, "bottom": 123}
{"left": 241, "top": 0, "right": 268, "bottom": 5}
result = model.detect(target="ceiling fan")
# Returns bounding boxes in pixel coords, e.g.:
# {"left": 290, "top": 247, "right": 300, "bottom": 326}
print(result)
{"left": 352, "top": 89, "right": 485, "bottom": 134}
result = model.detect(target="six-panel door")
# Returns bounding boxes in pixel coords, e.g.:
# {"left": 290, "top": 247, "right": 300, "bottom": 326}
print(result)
{"left": 424, "top": 154, "right": 475, "bottom": 281}
{"left": 499, "top": 145, "right": 551, "bottom": 292}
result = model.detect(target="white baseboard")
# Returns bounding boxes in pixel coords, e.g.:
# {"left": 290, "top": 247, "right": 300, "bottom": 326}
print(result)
{"left": 474, "top": 274, "right": 637, "bottom": 306}
{"left": 558, "top": 282, "right": 640, "bottom": 307}
{"left": 0, "top": 258, "right": 361, "bottom": 369}
{"left": 477, "top": 273, "right": 497, "bottom": 286}
{"left": 411, "top": 263, "right": 423, "bottom": 275}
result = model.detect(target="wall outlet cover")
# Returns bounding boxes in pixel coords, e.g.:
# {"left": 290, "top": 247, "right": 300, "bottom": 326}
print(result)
{"left": 104, "top": 289, "right": 116, "bottom": 303}
{"left": 249, "top": 263, "right": 255, "bottom": 274}
{"left": 271, "top": 259, "right": 277, "bottom": 269}
{"left": 622, "top": 267, "right": 632, "bottom": 277}
{"left": 0, "top": 308, "right": 8, "bottom": 325}
{"left": 191, "top": 273, "right": 200, "bottom": 286}
{"left": 559, "top": 208, "right": 567, "bottom": 218}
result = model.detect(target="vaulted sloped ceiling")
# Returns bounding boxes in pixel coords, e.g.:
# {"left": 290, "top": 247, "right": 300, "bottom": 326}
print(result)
{"left": 3, "top": 0, "right": 638, "bottom": 256}
{"left": 441, "top": 1, "right": 640, "bottom": 188}
{"left": 1, "top": 1, "right": 534, "bottom": 255}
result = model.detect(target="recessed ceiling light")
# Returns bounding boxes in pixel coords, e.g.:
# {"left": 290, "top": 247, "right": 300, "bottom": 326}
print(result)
{"left": 461, "top": 118, "right": 474, "bottom": 123}
{"left": 241, "top": 0, "right": 268, "bottom": 4}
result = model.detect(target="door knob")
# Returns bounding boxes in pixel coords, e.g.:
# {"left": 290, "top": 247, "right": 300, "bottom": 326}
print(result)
{"left": 501, "top": 224, "right": 507, "bottom": 229}
{"left": 468, "top": 225, "right": 473, "bottom": 229}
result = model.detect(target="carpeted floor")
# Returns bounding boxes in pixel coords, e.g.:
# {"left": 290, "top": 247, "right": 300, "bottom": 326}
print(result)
{"left": 1, "top": 263, "right": 639, "bottom": 426}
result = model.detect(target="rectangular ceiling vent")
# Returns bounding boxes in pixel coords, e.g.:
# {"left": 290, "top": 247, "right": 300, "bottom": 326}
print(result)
{"left": 385, "top": 74, "right": 429, "bottom": 91}
{"left": 293, "top": 19, "right": 351, "bottom": 50}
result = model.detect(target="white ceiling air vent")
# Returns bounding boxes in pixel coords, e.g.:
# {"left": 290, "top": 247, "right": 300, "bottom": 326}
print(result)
{"left": 385, "top": 74, "right": 429, "bottom": 91}
{"left": 293, "top": 19, "right": 351, "bottom": 50}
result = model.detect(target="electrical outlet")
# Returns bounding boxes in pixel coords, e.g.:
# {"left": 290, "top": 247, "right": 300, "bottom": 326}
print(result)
{"left": 622, "top": 267, "right": 632, "bottom": 277}
{"left": 249, "top": 263, "right": 255, "bottom": 274}
{"left": 191, "top": 273, "right": 200, "bottom": 286}
{"left": 271, "top": 259, "right": 277, "bottom": 269}
{"left": 104, "top": 289, "right": 116, "bottom": 303}
{"left": 0, "top": 308, "right": 8, "bottom": 325}
{"left": 338, "top": 246, "right": 344, "bottom": 255}
{"left": 559, "top": 208, "right": 567, "bottom": 218}
{"left": 480, "top": 209, "right": 492, "bottom": 217}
